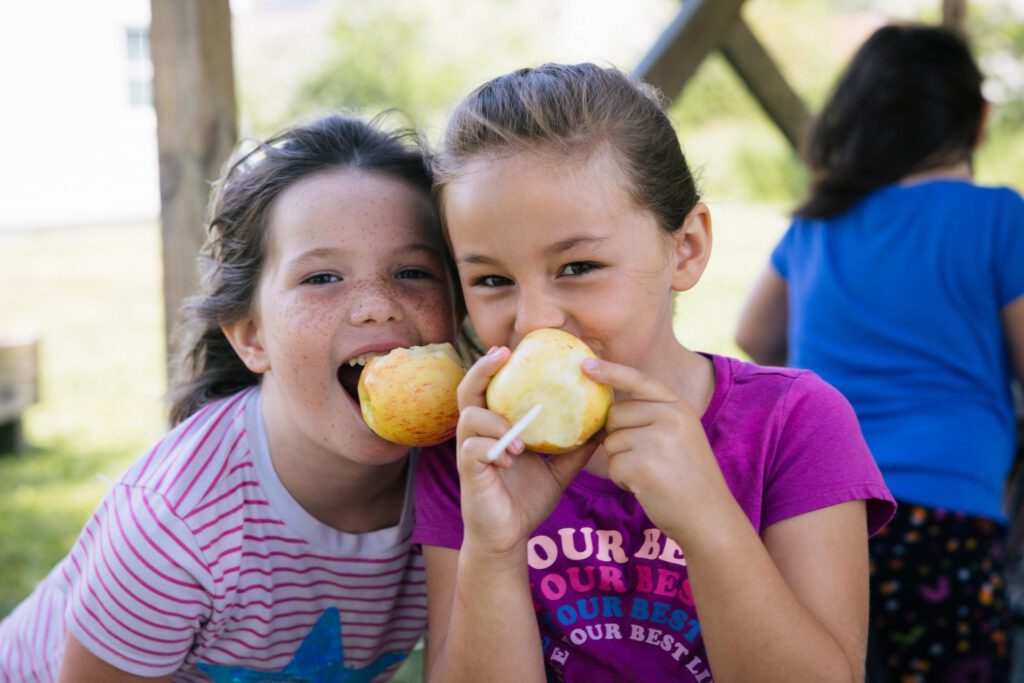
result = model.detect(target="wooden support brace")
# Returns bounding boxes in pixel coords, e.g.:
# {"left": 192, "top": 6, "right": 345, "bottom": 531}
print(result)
{"left": 719, "top": 18, "right": 812, "bottom": 151}
{"left": 635, "top": 0, "right": 747, "bottom": 103}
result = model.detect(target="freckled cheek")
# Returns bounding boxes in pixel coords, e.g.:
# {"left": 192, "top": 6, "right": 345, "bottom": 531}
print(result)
{"left": 264, "top": 311, "right": 336, "bottom": 386}
{"left": 405, "top": 289, "right": 457, "bottom": 340}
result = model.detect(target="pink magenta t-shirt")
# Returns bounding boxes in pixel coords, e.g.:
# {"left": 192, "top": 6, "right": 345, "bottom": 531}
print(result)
{"left": 414, "top": 354, "right": 895, "bottom": 681}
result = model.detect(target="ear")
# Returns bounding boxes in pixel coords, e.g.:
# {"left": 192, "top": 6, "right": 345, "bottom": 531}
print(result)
{"left": 221, "top": 316, "right": 270, "bottom": 374}
{"left": 670, "top": 202, "right": 713, "bottom": 293}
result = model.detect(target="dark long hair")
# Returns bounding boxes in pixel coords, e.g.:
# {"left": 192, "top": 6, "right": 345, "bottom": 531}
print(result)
{"left": 434, "top": 62, "right": 700, "bottom": 235}
{"left": 168, "top": 113, "right": 447, "bottom": 425}
{"left": 796, "top": 23, "right": 984, "bottom": 219}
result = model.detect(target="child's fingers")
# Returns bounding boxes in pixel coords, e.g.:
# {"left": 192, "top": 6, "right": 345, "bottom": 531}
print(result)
{"left": 460, "top": 434, "right": 522, "bottom": 470}
{"left": 457, "top": 346, "right": 510, "bottom": 411}
{"left": 582, "top": 358, "right": 677, "bottom": 403}
{"left": 545, "top": 440, "right": 599, "bottom": 488}
{"left": 456, "top": 405, "right": 523, "bottom": 469}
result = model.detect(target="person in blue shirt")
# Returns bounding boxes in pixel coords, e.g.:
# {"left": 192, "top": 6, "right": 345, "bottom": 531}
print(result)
{"left": 736, "top": 23, "right": 1024, "bottom": 682}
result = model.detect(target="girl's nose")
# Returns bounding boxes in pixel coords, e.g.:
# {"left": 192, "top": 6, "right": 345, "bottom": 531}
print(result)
{"left": 513, "top": 287, "right": 565, "bottom": 337}
{"left": 348, "top": 279, "right": 403, "bottom": 325}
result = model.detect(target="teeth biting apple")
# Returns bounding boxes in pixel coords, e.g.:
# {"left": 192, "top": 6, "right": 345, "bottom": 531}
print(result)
{"left": 485, "top": 328, "right": 612, "bottom": 454}
{"left": 356, "top": 342, "right": 466, "bottom": 447}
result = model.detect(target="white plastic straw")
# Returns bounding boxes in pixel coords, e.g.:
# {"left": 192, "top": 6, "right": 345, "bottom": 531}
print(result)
{"left": 486, "top": 404, "right": 542, "bottom": 463}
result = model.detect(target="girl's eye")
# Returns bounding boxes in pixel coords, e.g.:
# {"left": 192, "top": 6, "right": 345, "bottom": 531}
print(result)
{"left": 303, "top": 273, "right": 340, "bottom": 285}
{"left": 396, "top": 267, "right": 434, "bottom": 280}
{"left": 559, "top": 261, "right": 601, "bottom": 277}
{"left": 473, "top": 274, "right": 513, "bottom": 288}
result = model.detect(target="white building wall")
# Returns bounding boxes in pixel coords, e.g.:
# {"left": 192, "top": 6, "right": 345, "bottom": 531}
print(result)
{"left": 0, "top": 0, "right": 157, "bottom": 230}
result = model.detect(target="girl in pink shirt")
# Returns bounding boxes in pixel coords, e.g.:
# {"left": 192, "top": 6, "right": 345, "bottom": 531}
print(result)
{"left": 413, "top": 63, "right": 894, "bottom": 682}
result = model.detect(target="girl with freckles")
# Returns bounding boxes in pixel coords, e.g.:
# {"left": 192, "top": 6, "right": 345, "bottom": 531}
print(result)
{"left": 0, "top": 114, "right": 458, "bottom": 682}
{"left": 413, "top": 63, "right": 896, "bottom": 682}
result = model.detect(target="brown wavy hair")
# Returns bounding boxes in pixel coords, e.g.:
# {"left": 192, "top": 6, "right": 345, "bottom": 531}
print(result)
{"left": 796, "top": 24, "right": 984, "bottom": 219}
{"left": 168, "top": 113, "right": 453, "bottom": 425}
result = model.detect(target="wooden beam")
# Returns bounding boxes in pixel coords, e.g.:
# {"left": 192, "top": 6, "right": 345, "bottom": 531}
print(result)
{"left": 150, "top": 0, "right": 237, "bottom": 372}
{"left": 719, "top": 18, "right": 812, "bottom": 151}
{"left": 635, "top": 0, "right": 748, "bottom": 102}
{"left": 942, "top": 0, "right": 967, "bottom": 34}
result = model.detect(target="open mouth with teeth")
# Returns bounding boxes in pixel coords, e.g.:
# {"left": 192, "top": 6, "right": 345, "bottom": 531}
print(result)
{"left": 337, "top": 353, "right": 385, "bottom": 402}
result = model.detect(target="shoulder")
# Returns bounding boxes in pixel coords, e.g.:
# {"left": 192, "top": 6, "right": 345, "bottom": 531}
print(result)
{"left": 118, "top": 388, "right": 259, "bottom": 513}
{"left": 711, "top": 356, "right": 895, "bottom": 533}
{"left": 412, "top": 439, "right": 463, "bottom": 548}
{"left": 710, "top": 354, "right": 864, "bottom": 466}
{"left": 718, "top": 355, "right": 842, "bottom": 411}
{"left": 888, "top": 180, "right": 1022, "bottom": 213}
{"left": 415, "top": 438, "right": 459, "bottom": 492}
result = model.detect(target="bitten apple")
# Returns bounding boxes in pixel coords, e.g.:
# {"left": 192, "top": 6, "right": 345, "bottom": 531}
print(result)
{"left": 486, "top": 328, "right": 612, "bottom": 454}
{"left": 358, "top": 343, "right": 465, "bottom": 447}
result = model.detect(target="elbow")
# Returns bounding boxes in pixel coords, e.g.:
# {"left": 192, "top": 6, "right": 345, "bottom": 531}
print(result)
{"left": 735, "top": 332, "right": 786, "bottom": 367}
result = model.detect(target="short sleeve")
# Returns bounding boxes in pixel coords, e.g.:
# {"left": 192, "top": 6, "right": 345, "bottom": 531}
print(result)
{"left": 769, "top": 224, "right": 796, "bottom": 279}
{"left": 762, "top": 373, "right": 896, "bottom": 536}
{"left": 64, "top": 484, "right": 213, "bottom": 676}
{"left": 413, "top": 440, "right": 465, "bottom": 549}
{"left": 994, "top": 188, "right": 1024, "bottom": 307}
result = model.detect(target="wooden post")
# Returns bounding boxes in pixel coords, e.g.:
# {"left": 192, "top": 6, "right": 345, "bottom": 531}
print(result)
{"left": 942, "top": 0, "right": 967, "bottom": 34}
{"left": 635, "top": 0, "right": 748, "bottom": 103}
{"left": 150, "top": 0, "right": 237, "bottom": 374}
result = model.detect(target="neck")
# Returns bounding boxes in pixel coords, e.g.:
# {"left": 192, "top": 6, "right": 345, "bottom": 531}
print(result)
{"left": 261, "top": 390, "right": 410, "bottom": 534}
{"left": 899, "top": 158, "right": 973, "bottom": 185}
{"left": 276, "top": 455, "right": 409, "bottom": 534}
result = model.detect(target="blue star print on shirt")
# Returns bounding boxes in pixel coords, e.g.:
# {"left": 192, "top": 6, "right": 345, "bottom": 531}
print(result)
{"left": 198, "top": 607, "right": 407, "bottom": 682}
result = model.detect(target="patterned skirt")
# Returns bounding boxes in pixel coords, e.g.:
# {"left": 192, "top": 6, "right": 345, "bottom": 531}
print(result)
{"left": 866, "top": 502, "right": 1010, "bottom": 683}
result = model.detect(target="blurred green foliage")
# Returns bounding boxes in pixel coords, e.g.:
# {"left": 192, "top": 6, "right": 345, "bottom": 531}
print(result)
{"left": 268, "top": 0, "right": 1023, "bottom": 206}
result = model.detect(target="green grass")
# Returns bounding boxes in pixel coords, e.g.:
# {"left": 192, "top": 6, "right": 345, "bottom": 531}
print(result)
{"left": 0, "top": 223, "right": 167, "bottom": 611}
{"left": 0, "top": 207, "right": 784, "bottom": 677}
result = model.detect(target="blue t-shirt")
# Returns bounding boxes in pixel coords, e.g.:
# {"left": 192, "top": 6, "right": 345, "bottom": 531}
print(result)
{"left": 771, "top": 180, "right": 1024, "bottom": 520}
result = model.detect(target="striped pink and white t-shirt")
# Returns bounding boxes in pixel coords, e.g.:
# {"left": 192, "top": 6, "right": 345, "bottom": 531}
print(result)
{"left": 0, "top": 387, "right": 427, "bottom": 682}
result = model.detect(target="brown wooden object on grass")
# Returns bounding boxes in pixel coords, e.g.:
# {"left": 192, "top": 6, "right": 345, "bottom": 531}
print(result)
{"left": 0, "top": 331, "right": 39, "bottom": 453}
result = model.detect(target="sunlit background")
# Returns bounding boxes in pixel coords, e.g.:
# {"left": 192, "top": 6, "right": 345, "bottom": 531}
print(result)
{"left": 1, "top": 0, "right": 1022, "bottom": 677}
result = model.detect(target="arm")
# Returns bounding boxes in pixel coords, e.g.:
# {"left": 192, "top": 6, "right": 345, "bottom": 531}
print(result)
{"left": 1004, "top": 293, "right": 1024, "bottom": 386}
{"left": 423, "top": 544, "right": 544, "bottom": 683}
{"left": 736, "top": 266, "right": 789, "bottom": 366}
{"left": 423, "top": 347, "right": 595, "bottom": 683}
{"left": 583, "top": 359, "right": 870, "bottom": 682}
{"left": 685, "top": 501, "right": 868, "bottom": 683}
{"left": 57, "top": 635, "right": 173, "bottom": 683}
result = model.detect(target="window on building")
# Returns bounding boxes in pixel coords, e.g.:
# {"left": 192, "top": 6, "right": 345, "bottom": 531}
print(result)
{"left": 126, "top": 27, "right": 153, "bottom": 107}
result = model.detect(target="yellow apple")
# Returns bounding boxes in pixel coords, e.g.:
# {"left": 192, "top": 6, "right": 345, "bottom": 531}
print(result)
{"left": 486, "top": 328, "right": 612, "bottom": 454}
{"left": 358, "top": 342, "right": 466, "bottom": 447}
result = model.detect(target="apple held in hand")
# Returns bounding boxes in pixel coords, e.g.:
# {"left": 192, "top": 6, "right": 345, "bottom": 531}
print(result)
{"left": 486, "top": 328, "right": 612, "bottom": 454}
{"left": 358, "top": 343, "right": 466, "bottom": 447}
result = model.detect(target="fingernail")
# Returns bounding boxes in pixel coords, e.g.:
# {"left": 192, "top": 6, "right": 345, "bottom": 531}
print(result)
{"left": 486, "top": 346, "right": 502, "bottom": 358}
{"left": 582, "top": 359, "right": 599, "bottom": 372}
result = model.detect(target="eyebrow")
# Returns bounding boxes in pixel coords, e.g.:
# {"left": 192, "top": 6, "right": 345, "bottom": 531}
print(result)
{"left": 456, "top": 234, "right": 607, "bottom": 267}
{"left": 548, "top": 234, "right": 606, "bottom": 254}
{"left": 287, "top": 242, "right": 443, "bottom": 267}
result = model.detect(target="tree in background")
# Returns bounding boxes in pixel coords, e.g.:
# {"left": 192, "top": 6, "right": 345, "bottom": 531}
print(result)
{"left": 241, "top": 0, "right": 1023, "bottom": 203}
